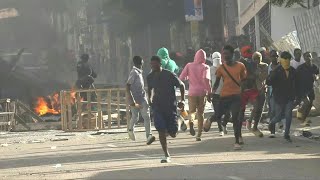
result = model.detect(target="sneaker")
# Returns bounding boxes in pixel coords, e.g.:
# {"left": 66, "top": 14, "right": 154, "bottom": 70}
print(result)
{"left": 128, "top": 130, "right": 136, "bottom": 141}
{"left": 246, "top": 121, "right": 252, "bottom": 131}
{"left": 169, "top": 132, "right": 177, "bottom": 138}
{"left": 269, "top": 133, "right": 275, "bottom": 138}
{"left": 196, "top": 137, "right": 201, "bottom": 141}
{"left": 239, "top": 137, "right": 244, "bottom": 145}
{"left": 234, "top": 143, "right": 242, "bottom": 150}
{"left": 189, "top": 122, "right": 196, "bottom": 136}
{"left": 219, "top": 131, "right": 224, "bottom": 136}
{"left": 160, "top": 156, "right": 171, "bottom": 163}
{"left": 284, "top": 136, "right": 292, "bottom": 143}
{"left": 146, "top": 135, "right": 156, "bottom": 145}
{"left": 252, "top": 129, "right": 264, "bottom": 138}
{"left": 180, "top": 121, "right": 187, "bottom": 132}
{"left": 223, "top": 126, "right": 228, "bottom": 135}
{"left": 203, "top": 119, "right": 212, "bottom": 132}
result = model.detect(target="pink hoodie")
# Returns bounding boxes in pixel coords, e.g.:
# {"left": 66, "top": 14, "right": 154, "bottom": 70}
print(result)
{"left": 179, "top": 49, "right": 211, "bottom": 96}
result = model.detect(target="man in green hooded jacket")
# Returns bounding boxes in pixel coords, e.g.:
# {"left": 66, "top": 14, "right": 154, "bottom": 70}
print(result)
{"left": 157, "top": 47, "right": 179, "bottom": 74}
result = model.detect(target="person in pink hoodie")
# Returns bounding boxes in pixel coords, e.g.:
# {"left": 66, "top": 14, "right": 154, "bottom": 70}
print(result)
{"left": 179, "top": 49, "right": 211, "bottom": 141}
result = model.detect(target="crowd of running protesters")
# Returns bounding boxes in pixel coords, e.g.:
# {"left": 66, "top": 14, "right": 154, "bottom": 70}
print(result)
{"left": 125, "top": 45, "right": 319, "bottom": 163}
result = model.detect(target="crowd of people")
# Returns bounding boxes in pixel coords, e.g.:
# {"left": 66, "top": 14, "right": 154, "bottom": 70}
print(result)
{"left": 125, "top": 45, "right": 319, "bottom": 163}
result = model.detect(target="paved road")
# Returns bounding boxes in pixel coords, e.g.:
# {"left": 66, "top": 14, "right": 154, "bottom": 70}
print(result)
{"left": 0, "top": 119, "right": 320, "bottom": 180}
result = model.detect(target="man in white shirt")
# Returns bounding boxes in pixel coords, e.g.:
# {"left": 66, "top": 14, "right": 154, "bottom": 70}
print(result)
{"left": 290, "top": 48, "right": 305, "bottom": 69}
{"left": 206, "top": 52, "right": 230, "bottom": 136}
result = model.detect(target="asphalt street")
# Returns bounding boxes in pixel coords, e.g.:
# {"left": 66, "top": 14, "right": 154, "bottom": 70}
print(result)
{"left": 1, "top": 119, "right": 320, "bottom": 180}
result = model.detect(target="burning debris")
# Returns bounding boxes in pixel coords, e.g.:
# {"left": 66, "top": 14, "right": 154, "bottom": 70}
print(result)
{"left": 34, "top": 93, "right": 61, "bottom": 116}
{"left": 34, "top": 89, "right": 81, "bottom": 117}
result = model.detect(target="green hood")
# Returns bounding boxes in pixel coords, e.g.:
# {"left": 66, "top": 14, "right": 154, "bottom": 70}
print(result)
{"left": 157, "top": 47, "right": 179, "bottom": 74}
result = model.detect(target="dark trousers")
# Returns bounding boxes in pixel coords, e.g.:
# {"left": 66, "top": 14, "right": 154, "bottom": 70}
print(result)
{"left": 210, "top": 94, "right": 231, "bottom": 132}
{"left": 213, "top": 95, "right": 242, "bottom": 143}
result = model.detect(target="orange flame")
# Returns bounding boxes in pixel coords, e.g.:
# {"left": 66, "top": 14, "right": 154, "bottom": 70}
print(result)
{"left": 34, "top": 89, "right": 81, "bottom": 116}
{"left": 34, "top": 97, "right": 60, "bottom": 116}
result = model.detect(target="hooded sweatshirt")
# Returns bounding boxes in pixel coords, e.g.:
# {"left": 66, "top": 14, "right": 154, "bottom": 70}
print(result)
{"left": 210, "top": 52, "right": 223, "bottom": 95}
{"left": 179, "top": 49, "right": 211, "bottom": 96}
{"left": 157, "top": 47, "right": 179, "bottom": 74}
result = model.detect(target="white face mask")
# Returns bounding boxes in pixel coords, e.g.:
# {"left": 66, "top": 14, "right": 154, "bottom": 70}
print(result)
{"left": 212, "top": 58, "right": 221, "bottom": 67}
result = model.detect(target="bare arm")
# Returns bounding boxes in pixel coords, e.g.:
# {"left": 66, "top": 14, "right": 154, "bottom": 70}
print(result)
{"left": 212, "top": 77, "right": 221, "bottom": 93}
{"left": 205, "top": 78, "right": 212, "bottom": 94}
{"left": 179, "top": 82, "right": 185, "bottom": 102}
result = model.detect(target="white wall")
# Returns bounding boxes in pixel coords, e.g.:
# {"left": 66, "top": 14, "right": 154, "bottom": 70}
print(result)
{"left": 240, "top": 0, "right": 255, "bottom": 14}
{"left": 271, "top": 6, "right": 306, "bottom": 41}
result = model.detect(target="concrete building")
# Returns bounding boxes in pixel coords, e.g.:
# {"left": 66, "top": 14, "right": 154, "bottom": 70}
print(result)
{"left": 237, "top": 0, "right": 307, "bottom": 50}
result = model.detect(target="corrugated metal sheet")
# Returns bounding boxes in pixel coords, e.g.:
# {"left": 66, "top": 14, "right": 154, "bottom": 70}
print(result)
{"left": 294, "top": 6, "right": 320, "bottom": 53}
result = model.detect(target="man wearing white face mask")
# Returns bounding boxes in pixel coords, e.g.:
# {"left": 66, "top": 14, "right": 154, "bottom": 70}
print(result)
{"left": 206, "top": 52, "right": 230, "bottom": 136}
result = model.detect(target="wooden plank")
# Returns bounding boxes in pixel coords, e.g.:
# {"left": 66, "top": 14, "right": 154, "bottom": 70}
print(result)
{"left": 61, "top": 91, "right": 68, "bottom": 131}
{"left": 60, "top": 91, "right": 64, "bottom": 130}
{"left": 80, "top": 101, "right": 127, "bottom": 106}
{"left": 125, "top": 89, "right": 130, "bottom": 130}
{"left": 60, "top": 91, "right": 65, "bottom": 131}
{"left": 108, "top": 89, "right": 112, "bottom": 129}
{"left": 14, "top": 114, "right": 30, "bottom": 130}
{"left": 96, "top": 91, "right": 103, "bottom": 129}
{"left": 87, "top": 91, "right": 92, "bottom": 129}
{"left": 64, "top": 129, "right": 99, "bottom": 132}
{"left": 11, "top": 102, "right": 16, "bottom": 131}
{"left": 64, "top": 88, "right": 126, "bottom": 93}
{"left": 16, "top": 100, "right": 44, "bottom": 122}
{"left": 76, "top": 92, "right": 83, "bottom": 129}
{"left": 67, "top": 93, "right": 73, "bottom": 131}
{"left": 117, "top": 90, "right": 120, "bottom": 128}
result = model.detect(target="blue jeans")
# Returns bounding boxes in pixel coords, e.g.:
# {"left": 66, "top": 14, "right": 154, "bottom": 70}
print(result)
{"left": 269, "top": 100, "right": 294, "bottom": 137}
{"left": 129, "top": 101, "right": 152, "bottom": 139}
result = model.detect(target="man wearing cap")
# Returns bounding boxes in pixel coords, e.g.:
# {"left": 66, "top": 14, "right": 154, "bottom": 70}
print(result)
{"left": 267, "top": 51, "right": 297, "bottom": 142}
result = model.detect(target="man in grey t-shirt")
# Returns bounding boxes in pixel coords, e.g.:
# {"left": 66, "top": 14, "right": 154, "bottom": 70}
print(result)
{"left": 126, "top": 56, "right": 155, "bottom": 145}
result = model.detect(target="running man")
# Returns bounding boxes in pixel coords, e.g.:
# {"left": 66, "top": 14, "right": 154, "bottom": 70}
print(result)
{"left": 239, "top": 52, "right": 268, "bottom": 137}
{"left": 126, "top": 56, "right": 156, "bottom": 145}
{"left": 207, "top": 52, "right": 231, "bottom": 136}
{"left": 296, "top": 52, "right": 319, "bottom": 126}
{"left": 179, "top": 49, "right": 211, "bottom": 141}
{"left": 204, "top": 45, "right": 247, "bottom": 150}
{"left": 267, "top": 51, "right": 297, "bottom": 142}
{"left": 147, "top": 56, "right": 185, "bottom": 163}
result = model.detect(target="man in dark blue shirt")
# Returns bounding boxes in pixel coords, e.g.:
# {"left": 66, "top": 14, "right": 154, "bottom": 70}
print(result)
{"left": 147, "top": 56, "right": 185, "bottom": 163}
{"left": 296, "top": 52, "right": 319, "bottom": 126}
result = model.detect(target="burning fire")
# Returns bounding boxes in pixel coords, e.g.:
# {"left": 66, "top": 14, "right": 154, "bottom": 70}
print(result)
{"left": 34, "top": 93, "right": 61, "bottom": 116}
{"left": 34, "top": 89, "right": 80, "bottom": 116}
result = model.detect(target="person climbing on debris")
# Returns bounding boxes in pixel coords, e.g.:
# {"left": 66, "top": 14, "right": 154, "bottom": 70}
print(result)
{"left": 76, "top": 54, "right": 97, "bottom": 100}
{"left": 76, "top": 54, "right": 97, "bottom": 89}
